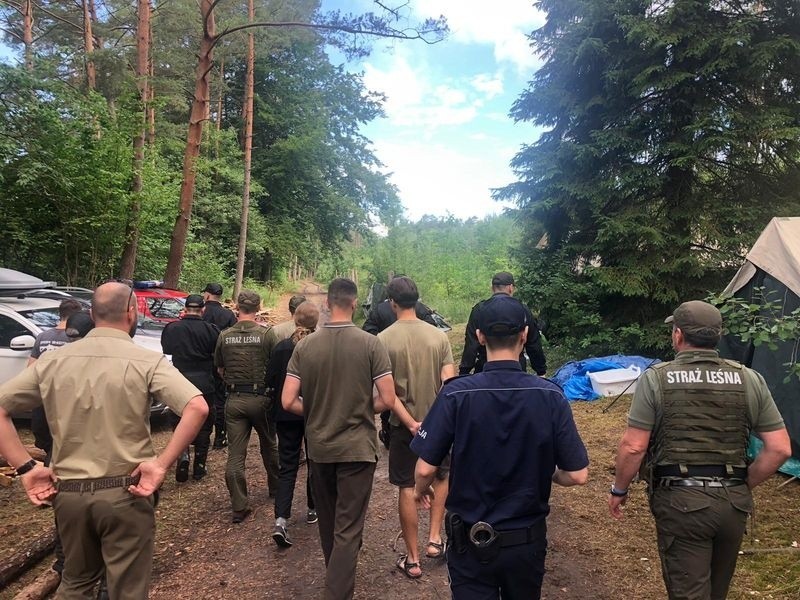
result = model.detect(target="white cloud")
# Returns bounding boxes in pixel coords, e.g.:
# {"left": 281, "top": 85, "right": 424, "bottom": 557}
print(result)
{"left": 414, "top": 0, "right": 545, "bottom": 72}
{"left": 471, "top": 73, "right": 504, "bottom": 99}
{"left": 362, "top": 56, "right": 479, "bottom": 129}
{"left": 373, "top": 139, "right": 516, "bottom": 220}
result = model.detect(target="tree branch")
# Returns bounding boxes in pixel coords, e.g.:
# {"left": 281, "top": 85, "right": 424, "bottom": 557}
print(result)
{"left": 213, "top": 19, "right": 444, "bottom": 50}
{"left": 0, "top": 26, "right": 24, "bottom": 42}
{"left": 30, "top": 2, "right": 83, "bottom": 31}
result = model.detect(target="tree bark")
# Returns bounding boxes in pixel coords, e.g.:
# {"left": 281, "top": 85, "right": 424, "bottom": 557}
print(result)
{"left": 81, "top": 0, "right": 96, "bottom": 90}
{"left": 12, "top": 567, "right": 61, "bottom": 600}
{"left": 215, "top": 56, "right": 224, "bottom": 159}
{"left": 22, "top": 0, "right": 33, "bottom": 72}
{"left": 0, "top": 529, "right": 56, "bottom": 587}
{"left": 146, "top": 9, "right": 155, "bottom": 145}
{"left": 119, "top": 0, "right": 151, "bottom": 280}
{"left": 163, "top": 0, "right": 216, "bottom": 288}
{"left": 233, "top": 0, "right": 255, "bottom": 300}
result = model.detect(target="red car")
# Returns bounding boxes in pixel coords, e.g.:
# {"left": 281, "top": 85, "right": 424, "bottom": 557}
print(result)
{"left": 133, "top": 286, "right": 188, "bottom": 324}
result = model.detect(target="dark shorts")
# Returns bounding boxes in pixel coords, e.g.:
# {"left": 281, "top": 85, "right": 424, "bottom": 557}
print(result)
{"left": 389, "top": 425, "right": 449, "bottom": 487}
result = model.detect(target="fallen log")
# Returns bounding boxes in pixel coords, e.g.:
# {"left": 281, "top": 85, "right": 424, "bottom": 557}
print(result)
{"left": 0, "top": 447, "right": 47, "bottom": 468}
{"left": 12, "top": 567, "right": 60, "bottom": 600}
{"left": 0, "top": 529, "right": 56, "bottom": 588}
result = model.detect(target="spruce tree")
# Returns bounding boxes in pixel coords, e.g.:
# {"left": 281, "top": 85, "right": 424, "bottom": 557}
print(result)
{"left": 501, "top": 0, "right": 800, "bottom": 356}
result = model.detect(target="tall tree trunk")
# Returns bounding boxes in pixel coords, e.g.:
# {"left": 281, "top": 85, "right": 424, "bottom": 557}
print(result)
{"left": 215, "top": 56, "right": 224, "bottom": 159}
{"left": 233, "top": 0, "right": 255, "bottom": 300}
{"left": 119, "top": 0, "right": 151, "bottom": 279}
{"left": 88, "top": 0, "right": 102, "bottom": 47}
{"left": 164, "top": 0, "right": 216, "bottom": 288}
{"left": 146, "top": 14, "right": 155, "bottom": 146}
{"left": 22, "top": 0, "right": 33, "bottom": 72}
{"left": 81, "top": 0, "right": 96, "bottom": 90}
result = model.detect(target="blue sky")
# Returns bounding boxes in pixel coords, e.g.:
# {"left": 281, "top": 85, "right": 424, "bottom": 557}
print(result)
{"left": 322, "top": 0, "right": 547, "bottom": 221}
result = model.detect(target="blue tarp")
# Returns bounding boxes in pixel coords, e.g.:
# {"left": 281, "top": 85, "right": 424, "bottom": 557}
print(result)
{"left": 552, "top": 354, "right": 661, "bottom": 401}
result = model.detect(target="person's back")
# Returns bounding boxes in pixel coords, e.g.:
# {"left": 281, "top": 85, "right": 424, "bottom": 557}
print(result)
{"left": 292, "top": 323, "right": 387, "bottom": 462}
{"left": 435, "top": 367, "right": 579, "bottom": 527}
{"left": 35, "top": 329, "right": 176, "bottom": 478}
{"left": 283, "top": 278, "right": 395, "bottom": 600}
{"left": 202, "top": 283, "right": 237, "bottom": 329}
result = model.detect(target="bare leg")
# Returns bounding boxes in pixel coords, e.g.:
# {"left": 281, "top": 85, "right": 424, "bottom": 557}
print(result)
{"left": 398, "top": 487, "right": 422, "bottom": 575}
{"left": 429, "top": 477, "right": 448, "bottom": 548}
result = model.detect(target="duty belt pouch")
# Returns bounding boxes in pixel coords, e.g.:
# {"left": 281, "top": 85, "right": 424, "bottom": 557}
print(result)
{"left": 469, "top": 522, "right": 500, "bottom": 564}
{"left": 445, "top": 512, "right": 467, "bottom": 554}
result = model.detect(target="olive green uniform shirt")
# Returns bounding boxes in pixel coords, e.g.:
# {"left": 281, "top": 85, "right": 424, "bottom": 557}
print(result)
{"left": 628, "top": 349, "right": 785, "bottom": 433}
{"left": 267, "top": 319, "right": 296, "bottom": 347}
{"left": 378, "top": 319, "right": 454, "bottom": 426}
{"left": 286, "top": 321, "right": 392, "bottom": 463}
{"left": 0, "top": 328, "right": 200, "bottom": 479}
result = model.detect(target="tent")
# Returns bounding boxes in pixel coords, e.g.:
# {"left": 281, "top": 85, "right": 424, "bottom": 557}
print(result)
{"left": 719, "top": 217, "right": 800, "bottom": 461}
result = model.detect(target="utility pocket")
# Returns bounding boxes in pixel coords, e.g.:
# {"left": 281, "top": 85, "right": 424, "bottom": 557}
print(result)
{"left": 667, "top": 489, "right": 712, "bottom": 514}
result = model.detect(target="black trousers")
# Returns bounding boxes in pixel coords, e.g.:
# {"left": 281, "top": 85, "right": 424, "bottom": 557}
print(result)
{"left": 212, "top": 375, "right": 227, "bottom": 438}
{"left": 274, "top": 420, "right": 314, "bottom": 519}
{"left": 447, "top": 539, "right": 547, "bottom": 600}
{"left": 31, "top": 406, "right": 53, "bottom": 462}
{"left": 168, "top": 370, "right": 215, "bottom": 456}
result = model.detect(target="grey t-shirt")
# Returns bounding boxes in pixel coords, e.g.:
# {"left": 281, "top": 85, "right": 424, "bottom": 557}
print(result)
{"left": 31, "top": 328, "right": 70, "bottom": 359}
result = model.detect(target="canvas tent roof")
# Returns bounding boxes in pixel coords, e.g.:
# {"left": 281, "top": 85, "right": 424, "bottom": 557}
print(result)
{"left": 724, "top": 217, "right": 800, "bottom": 298}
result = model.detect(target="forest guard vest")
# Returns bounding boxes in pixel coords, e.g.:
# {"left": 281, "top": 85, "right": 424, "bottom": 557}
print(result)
{"left": 649, "top": 356, "right": 749, "bottom": 473}
{"left": 219, "top": 323, "right": 271, "bottom": 385}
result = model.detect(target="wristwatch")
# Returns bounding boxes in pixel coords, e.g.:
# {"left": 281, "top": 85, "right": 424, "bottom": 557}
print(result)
{"left": 610, "top": 484, "right": 629, "bottom": 497}
{"left": 15, "top": 459, "right": 37, "bottom": 475}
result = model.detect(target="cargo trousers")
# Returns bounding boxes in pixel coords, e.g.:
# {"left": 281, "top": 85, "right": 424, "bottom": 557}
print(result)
{"left": 53, "top": 487, "right": 155, "bottom": 600}
{"left": 650, "top": 484, "right": 752, "bottom": 600}
{"left": 224, "top": 391, "right": 279, "bottom": 512}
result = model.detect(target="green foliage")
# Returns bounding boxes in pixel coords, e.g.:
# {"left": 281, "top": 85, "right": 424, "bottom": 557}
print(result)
{"left": 707, "top": 288, "right": 800, "bottom": 382}
{"left": 502, "top": 0, "right": 800, "bottom": 358}
{"left": 320, "top": 214, "right": 522, "bottom": 324}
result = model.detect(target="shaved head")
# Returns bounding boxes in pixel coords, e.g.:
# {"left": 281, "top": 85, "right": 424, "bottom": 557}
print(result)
{"left": 92, "top": 282, "right": 136, "bottom": 325}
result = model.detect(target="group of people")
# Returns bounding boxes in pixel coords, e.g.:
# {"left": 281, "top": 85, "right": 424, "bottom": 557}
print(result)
{"left": 0, "top": 272, "right": 793, "bottom": 600}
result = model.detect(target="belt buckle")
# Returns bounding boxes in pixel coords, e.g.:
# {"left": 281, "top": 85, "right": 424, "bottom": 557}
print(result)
{"left": 469, "top": 522, "right": 498, "bottom": 548}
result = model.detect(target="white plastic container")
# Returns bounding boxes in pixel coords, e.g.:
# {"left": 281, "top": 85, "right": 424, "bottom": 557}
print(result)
{"left": 588, "top": 366, "right": 642, "bottom": 397}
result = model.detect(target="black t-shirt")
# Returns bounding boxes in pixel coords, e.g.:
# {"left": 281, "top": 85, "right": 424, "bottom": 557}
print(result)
{"left": 161, "top": 315, "right": 219, "bottom": 373}
{"left": 202, "top": 301, "right": 236, "bottom": 330}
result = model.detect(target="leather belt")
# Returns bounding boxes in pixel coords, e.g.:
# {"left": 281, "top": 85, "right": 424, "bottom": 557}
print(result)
{"left": 466, "top": 519, "right": 546, "bottom": 548}
{"left": 57, "top": 474, "right": 141, "bottom": 493}
{"left": 227, "top": 383, "right": 266, "bottom": 395}
{"left": 658, "top": 478, "right": 746, "bottom": 489}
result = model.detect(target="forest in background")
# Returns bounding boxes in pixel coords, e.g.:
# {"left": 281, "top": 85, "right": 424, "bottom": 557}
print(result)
{"left": 2, "top": 1, "right": 800, "bottom": 362}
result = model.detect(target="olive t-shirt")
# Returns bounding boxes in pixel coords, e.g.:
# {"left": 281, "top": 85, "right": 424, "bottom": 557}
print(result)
{"left": 286, "top": 321, "right": 392, "bottom": 463}
{"left": 0, "top": 328, "right": 200, "bottom": 479}
{"left": 378, "top": 319, "right": 454, "bottom": 426}
{"left": 628, "top": 350, "right": 785, "bottom": 433}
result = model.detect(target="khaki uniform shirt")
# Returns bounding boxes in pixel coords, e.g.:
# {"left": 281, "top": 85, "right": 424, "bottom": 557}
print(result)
{"left": 267, "top": 319, "right": 296, "bottom": 347}
{"left": 0, "top": 328, "right": 200, "bottom": 479}
{"left": 378, "top": 319, "right": 454, "bottom": 426}
{"left": 628, "top": 349, "right": 785, "bottom": 433}
{"left": 286, "top": 322, "right": 392, "bottom": 463}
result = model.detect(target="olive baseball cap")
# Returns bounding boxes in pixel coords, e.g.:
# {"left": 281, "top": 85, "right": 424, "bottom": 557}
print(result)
{"left": 203, "top": 283, "right": 223, "bottom": 296}
{"left": 665, "top": 300, "right": 722, "bottom": 338}
{"left": 478, "top": 294, "right": 528, "bottom": 336}
{"left": 237, "top": 289, "right": 261, "bottom": 310}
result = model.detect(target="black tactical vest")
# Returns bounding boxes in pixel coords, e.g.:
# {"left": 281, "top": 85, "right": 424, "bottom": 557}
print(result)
{"left": 649, "top": 355, "right": 749, "bottom": 471}
{"left": 218, "top": 321, "right": 272, "bottom": 385}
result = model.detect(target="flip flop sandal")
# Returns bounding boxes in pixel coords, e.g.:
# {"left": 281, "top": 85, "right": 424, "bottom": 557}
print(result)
{"left": 425, "top": 540, "right": 446, "bottom": 559}
{"left": 396, "top": 554, "right": 422, "bottom": 579}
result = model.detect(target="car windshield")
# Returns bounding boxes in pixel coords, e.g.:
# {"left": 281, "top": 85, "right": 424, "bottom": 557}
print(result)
{"left": 146, "top": 298, "right": 184, "bottom": 320}
{"left": 18, "top": 307, "right": 60, "bottom": 328}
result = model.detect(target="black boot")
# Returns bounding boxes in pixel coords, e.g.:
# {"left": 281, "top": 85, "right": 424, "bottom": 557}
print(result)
{"left": 176, "top": 450, "right": 190, "bottom": 483}
{"left": 193, "top": 449, "right": 207, "bottom": 480}
{"left": 212, "top": 431, "right": 227, "bottom": 449}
